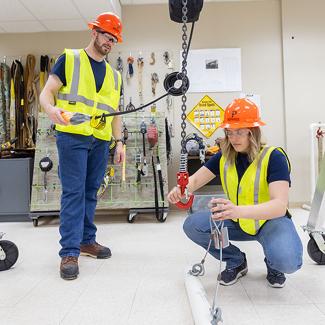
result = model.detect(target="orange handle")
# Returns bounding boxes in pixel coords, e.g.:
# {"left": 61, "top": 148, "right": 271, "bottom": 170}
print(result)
{"left": 60, "top": 111, "right": 72, "bottom": 123}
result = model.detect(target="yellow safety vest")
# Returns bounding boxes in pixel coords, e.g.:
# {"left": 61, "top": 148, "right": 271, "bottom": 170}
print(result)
{"left": 220, "top": 146, "right": 290, "bottom": 235}
{"left": 55, "top": 49, "right": 121, "bottom": 141}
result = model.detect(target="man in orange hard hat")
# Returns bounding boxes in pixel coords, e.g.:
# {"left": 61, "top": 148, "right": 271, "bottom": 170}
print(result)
{"left": 40, "top": 12, "right": 125, "bottom": 280}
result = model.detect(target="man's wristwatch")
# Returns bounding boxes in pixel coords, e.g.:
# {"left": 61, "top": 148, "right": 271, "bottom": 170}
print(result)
{"left": 115, "top": 139, "right": 123, "bottom": 144}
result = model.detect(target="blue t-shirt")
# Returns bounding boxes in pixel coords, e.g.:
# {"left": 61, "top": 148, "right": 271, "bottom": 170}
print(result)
{"left": 204, "top": 148, "right": 291, "bottom": 185}
{"left": 51, "top": 51, "right": 122, "bottom": 94}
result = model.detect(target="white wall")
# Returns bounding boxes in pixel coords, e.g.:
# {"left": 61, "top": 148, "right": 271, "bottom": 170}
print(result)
{"left": 282, "top": 0, "right": 325, "bottom": 203}
{"left": 2, "top": 0, "right": 321, "bottom": 204}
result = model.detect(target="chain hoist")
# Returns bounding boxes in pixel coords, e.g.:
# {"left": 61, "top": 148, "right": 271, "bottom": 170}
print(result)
{"left": 175, "top": 0, "right": 194, "bottom": 210}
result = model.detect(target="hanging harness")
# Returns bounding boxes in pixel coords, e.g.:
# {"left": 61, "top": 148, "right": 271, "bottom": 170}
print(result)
{"left": 11, "top": 60, "right": 26, "bottom": 149}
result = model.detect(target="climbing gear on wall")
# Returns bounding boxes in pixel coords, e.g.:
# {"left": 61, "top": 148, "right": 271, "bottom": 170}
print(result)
{"left": 126, "top": 55, "right": 134, "bottom": 82}
{"left": 220, "top": 98, "right": 266, "bottom": 129}
{"left": 40, "top": 55, "right": 49, "bottom": 91}
{"left": 0, "top": 232, "right": 19, "bottom": 272}
{"left": 147, "top": 120, "right": 159, "bottom": 149}
{"left": 140, "top": 120, "right": 148, "bottom": 176}
{"left": 39, "top": 155, "right": 53, "bottom": 202}
{"left": 116, "top": 56, "right": 123, "bottom": 73}
{"left": 137, "top": 54, "right": 144, "bottom": 105}
{"left": 11, "top": 59, "right": 26, "bottom": 149}
{"left": 125, "top": 97, "right": 135, "bottom": 111}
{"left": 121, "top": 123, "right": 128, "bottom": 188}
{"left": 25, "top": 54, "right": 38, "bottom": 148}
{"left": 151, "top": 72, "right": 159, "bottom": 96}
{"left": 136, "top": 150, "right": 144, "bottom": 184}
{"left": 149, "top": 52, "right": 156, "bottom": 65}
{"left": 0, "top": 61, "right": 11, "bottom": 143}
{"left": 163, "top": 51, "right": 170, "bottom": 66}
{"left": 88, "top": 12, "right": 123, "bottom": 43}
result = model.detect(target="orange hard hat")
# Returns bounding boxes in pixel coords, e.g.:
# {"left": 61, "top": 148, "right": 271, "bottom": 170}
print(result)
{"left": 220, "top": 98, "right": 266, "bottom": 129}
{"left": 88, "top": 12, "right": 122, "bottom": 43}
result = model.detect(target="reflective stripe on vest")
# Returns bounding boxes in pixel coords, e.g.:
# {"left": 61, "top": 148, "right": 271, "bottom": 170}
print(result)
{"left": 220, "top": 146, "right": 280, "bottom": 235}
{"left": 55, "top": 49, "right": 121, "bottom": 140}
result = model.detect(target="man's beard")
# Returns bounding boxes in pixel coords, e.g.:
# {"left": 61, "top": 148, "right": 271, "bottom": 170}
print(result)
{"left": 94, "top": 36, "right": 110, "bottom": 56}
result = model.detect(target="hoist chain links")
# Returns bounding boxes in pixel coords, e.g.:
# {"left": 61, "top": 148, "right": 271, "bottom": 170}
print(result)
{"left": 180, "top": 0, "right": 188, "bottom": 154}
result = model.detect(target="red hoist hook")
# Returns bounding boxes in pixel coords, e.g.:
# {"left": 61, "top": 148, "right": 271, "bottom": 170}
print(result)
{"left": 175, "top": 171, "right": 194, "bottom": 209}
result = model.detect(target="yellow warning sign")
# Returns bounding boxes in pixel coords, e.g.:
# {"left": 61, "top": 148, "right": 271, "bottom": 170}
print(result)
{"left": 186, "top": 95, "right": 224, "bottom": 138}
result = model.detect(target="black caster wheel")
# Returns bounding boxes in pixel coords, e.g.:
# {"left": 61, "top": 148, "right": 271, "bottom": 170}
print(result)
{"left": 307, "top": 235, "right": 325, "bottom": 265}
{"left": 127, "top": 213, "right": 136, "bottom": 223}
{"left": 0, "top": 240, "right": 19, "bottom": 271}
{"left": 32, "top": 219, "right": 39, "bottom": 227}
{"left": 157, "top": 211, "right": 167, "bottom": 223}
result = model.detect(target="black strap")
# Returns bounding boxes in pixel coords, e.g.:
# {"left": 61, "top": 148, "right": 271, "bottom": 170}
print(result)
{"left": 156, "top": 155, "right": 165, "bottom": 222}
{"left": 152, "top": 155, "right": 160, "bottom": 220}
{"left": 165, "top": 118, "right": 171, "bottom": 163}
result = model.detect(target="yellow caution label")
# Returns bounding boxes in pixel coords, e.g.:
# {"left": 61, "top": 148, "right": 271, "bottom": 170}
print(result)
{"left": 186, "top": 95, "right": 224, "bottom": 138}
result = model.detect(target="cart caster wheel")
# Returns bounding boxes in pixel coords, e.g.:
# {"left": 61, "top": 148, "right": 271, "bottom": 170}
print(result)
{"left": 158, "top": 211, "right": 167, "bottom": 223}
{"left": 0, "top": 240, "right": 19, "bottom": 271}
{"left": 32, "top": 219, "right": 38, "bottom": 227}
{"left": 127, "top": 213, "right": 136, "bottom": 223}
{"left": 307, "top": 235, "right": 325, "bottom": 265}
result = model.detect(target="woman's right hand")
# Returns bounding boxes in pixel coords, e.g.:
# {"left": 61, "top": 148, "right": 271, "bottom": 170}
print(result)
{"left": 167, "top": 186, "right": 185, "bottom": 204}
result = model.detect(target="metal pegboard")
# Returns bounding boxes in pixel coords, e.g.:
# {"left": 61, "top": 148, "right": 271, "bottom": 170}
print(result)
{"left": 30, "top": 111, "right": 169, "bottom": 213}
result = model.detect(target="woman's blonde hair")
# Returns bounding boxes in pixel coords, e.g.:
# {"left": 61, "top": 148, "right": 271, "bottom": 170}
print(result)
{"left": 220, "top": 127, "right": 265, "bottom": 165}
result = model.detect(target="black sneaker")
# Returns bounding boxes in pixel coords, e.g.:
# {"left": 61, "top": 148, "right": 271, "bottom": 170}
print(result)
{"left": 265, "top": 259, "right": 286, "bottom": 288}
{"left": 219, "top": 253, "right": 248, "bottom": 286}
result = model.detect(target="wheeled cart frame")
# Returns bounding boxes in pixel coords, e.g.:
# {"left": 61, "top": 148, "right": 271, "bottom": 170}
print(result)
{"left": 303, "top": 153, "right": 325, "bottom": 264}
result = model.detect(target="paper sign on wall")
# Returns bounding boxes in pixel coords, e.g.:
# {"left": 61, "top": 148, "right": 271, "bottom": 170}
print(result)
{"left": 187, "top": 95, "right": 224, "bottom": 138}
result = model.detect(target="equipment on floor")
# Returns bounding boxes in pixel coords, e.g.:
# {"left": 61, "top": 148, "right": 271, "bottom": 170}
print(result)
{"left": 303, "top": 151, "right": 325, "bottom": 264}
{"left": 186, "top": 210, "right": 225, "bottom": 325}
{"left": 185, "top": 133, "right": 205, "bottom": 164}
{"left": 0, "top": 232, "right": 19, "bottom": 271}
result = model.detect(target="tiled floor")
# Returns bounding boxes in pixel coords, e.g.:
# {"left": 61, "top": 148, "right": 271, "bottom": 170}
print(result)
{"left": 0, "top": 208, "right": 325, "bottom": 325}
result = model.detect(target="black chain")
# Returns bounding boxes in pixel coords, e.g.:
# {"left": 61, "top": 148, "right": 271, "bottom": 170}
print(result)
{"left": 180, "top": 0, "right": 188, "bottom": 154}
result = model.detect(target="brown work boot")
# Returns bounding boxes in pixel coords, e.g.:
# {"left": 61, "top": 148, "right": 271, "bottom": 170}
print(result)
{"left": 60, "top": 256, "right": 79, "bottom": 280}
{"left": 80, "top": 242, "right": 112, "bottom": 259}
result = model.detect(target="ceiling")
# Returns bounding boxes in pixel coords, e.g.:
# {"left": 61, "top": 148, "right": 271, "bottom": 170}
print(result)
{"left": 0, "top": 0, "right": 266, "bottom": 34}
{"left": 0, "top": 0, "right": 121, "bottom": 33}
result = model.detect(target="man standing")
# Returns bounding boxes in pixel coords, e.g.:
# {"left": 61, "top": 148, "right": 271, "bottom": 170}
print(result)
{"left": 40, "top": 12, "right": 124, "bottom": 280}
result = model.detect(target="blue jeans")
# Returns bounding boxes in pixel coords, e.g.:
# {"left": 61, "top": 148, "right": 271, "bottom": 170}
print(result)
{"left": 56, "top": 131, "right": 110, "bottom": 257}
{"left": 183, "top": 212, "right": 303, "bottom": 273}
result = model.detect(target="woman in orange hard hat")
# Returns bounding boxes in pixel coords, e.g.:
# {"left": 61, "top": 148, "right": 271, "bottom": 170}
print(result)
{"left": 40, "top": 12, "right": 124, "bottom": 281}
{"left": 168, "top": 98, "right": 303, "bottom": 288}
